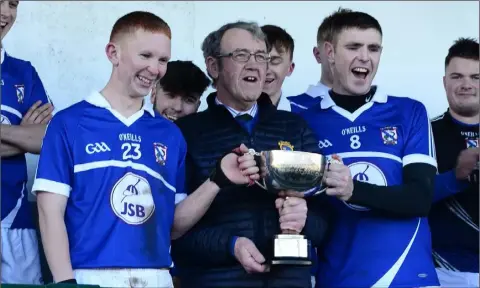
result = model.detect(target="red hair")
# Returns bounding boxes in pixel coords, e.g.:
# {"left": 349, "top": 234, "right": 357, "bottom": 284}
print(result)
{"left": 109, "top": 11, "right": 171, "bottom": 42}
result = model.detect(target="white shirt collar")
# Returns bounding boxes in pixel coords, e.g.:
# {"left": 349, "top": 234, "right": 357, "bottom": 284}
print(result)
{"left": 85, "top": 91, "right": 155, "bottom": 117}
{"left": 215, "top": 97, "right": 258, "bottom": 118}
{"left": 305, "top": 81, "right": 331, "bottom": 98}
{"left": 1, "top": 48, "right": 5, "bottom": 64}
{"left": 320, "top": 85, "right": 388, "bottom": 109}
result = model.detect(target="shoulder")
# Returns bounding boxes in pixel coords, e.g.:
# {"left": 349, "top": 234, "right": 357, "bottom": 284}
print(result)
{"left": 47, "top": 101, "right": 90, "bottom": 129}
{"left": 286, "top": 93, "right": 321, "bottom": 111}
{"left": 152, "top": 114, "right": 186, "bottom": 145}
{"left": 174, "top": 110, "right": 211, "bottom": 134}
{"left": 3, "top": 53, "right": 38, "bottom": 79}
{"left": 386, "top": 95, "right": 429, "bottom": 118}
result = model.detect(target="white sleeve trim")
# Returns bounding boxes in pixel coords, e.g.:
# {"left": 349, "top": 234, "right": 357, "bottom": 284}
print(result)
{"left": 175, "top": 193, "right": 187, "bottom": 205}
{"left": 31, "top": 178, "right": 71, "bottom": 197}
{"left": 402, "top": 154, "right": 437, "bottom": 168}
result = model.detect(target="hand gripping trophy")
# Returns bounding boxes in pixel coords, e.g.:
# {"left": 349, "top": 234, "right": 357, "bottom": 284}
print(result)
{"left": 246, "top": 148, "right": 342, "bottom": 266}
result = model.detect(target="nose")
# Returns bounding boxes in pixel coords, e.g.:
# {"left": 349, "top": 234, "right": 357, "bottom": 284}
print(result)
{"left": 1, "top": 1, "right": 10, "bottom": 18}
{"left": 172, "top": 97, "right": 183, "bottom": 112}
{"left": 358, "top": 47, "right": 369, "bottom": 62}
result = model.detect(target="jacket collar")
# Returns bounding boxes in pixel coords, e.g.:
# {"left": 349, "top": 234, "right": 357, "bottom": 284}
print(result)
{"left": 206, "top": 91, "right": 276, "bottom": 121}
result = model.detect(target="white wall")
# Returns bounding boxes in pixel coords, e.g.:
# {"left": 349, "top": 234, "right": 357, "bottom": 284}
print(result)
{"left": 2, "top": 1, "right": 478, "bottom": 193}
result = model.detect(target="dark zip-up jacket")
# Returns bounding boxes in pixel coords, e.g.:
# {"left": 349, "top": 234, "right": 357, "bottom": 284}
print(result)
{"left": 171, "top": 92, "right": 331, "bottom": 288}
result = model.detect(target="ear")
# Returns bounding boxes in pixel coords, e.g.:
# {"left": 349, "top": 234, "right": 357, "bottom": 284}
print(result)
{"left": 106, "top": 42, "right": 120, "bottom": 66}
{"left": 313, "top": 46, "right": 322, "bottom": 64}
{"left": 286, "top": 62, "right": 295, "bottom": 77}
{"left": 324, "top": 41, "right": 335, "bottom": 65}
{"left": 206, "top": 56, "right": 220, "bottom": 81}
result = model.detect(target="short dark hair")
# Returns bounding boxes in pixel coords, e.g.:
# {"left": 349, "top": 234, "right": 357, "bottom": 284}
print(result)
{"left": 261, "top": 25, "right": 294, "bottom": 60}
{"left": 110, "top": 11, "right": 171, "bottom": 42}
{"left": 157, "top": 60, "right": 211, "bottom": 99}
{"left": 445, "top": 37, "right": 479, "bottom": 67}
{"left": 317, "top": 8, "right": 382, "bottom": 45}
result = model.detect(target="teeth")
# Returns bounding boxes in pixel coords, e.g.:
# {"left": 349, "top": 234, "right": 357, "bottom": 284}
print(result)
{"left": 164, "top": 114, "right": 177, "bottom": 121}
{"left": 138, "top": 76, "right": 152, "bottom": 85}
{"left": 352, "top": 68, "right": 368, "bottom": 73}
{"left": 245, "top": 77, "right": 256, "bottom": 81}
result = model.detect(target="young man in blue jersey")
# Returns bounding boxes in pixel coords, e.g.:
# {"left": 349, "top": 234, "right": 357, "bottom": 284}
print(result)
{"left": 170, "top": 21, "right": 352, "bottom": 288}
{"left": 151, "top": 60, "right": 210, "bottom": 121}
{"left": 299, "top": 10, "right": 440, "bottom": 288}
{"left": 287, "top": 8, "right": 352, "bottom": 113}
{"left": 1, "top": 0, "right": 54, "bottom": 284}
{"left": 429, "top": 38, "right": 479, "bottom": 287}
{"left": 32, "top": 12, "right": 260, "bottom": 288}
{"left": 260, "top": 25, "right": 295, "bottom": 110}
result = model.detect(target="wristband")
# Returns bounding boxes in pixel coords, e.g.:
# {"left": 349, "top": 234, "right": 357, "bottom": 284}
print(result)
{"left": 209, "top": 147, "right": 243, "bottom": 189}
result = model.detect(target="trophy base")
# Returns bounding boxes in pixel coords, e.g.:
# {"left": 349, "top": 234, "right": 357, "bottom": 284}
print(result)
{"left": 271, "top": 234, "right": 312, "bottom": 266}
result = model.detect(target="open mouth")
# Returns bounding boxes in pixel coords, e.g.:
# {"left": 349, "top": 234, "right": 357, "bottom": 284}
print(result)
{"left": 163, "top": 114, "right": 177, "bottom": 121}
{"left": 137, "top": 75, "right": 154, "bottom": 86}
{"left": 0, "top": 21, "right": 8, "bottom": 28}
{"left": 243, "top": 76, "right": 259, "bottom": 83}
{"left": 265, "top": 77, "right": 275, "bottom": 84}
{"left": 351, "top": 67, "right": 370, "bottom": 80}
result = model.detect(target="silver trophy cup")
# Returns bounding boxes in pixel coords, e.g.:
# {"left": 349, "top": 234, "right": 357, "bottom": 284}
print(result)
{"left": 247, "top": 149, "right": 335, "bottom": 266}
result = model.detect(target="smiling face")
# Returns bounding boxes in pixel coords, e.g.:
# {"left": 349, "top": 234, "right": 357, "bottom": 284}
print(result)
{"left": 444, "top": 57, "right": 479, "bottom": 117}
{"left": 263, "top": 46, "right": 294, "bottom": 100}
{"left": 108, "top": 29, "right": 171, "bottom": 99}
{"left": 326, "top": 28, "right": 382, "bottom": 95}
{"left": 208, "top": 28, "right": 268, "bottom": 108}
{"left": 0, "top": 0, "right": 18, "bottom": 41}
{"left": 151, "top": 85, "right": 200, "bottom": 121}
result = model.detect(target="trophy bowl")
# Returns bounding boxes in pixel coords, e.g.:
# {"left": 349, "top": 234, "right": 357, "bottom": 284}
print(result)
{"left": 253, "top": 150, "right": 328, "bottom": 195}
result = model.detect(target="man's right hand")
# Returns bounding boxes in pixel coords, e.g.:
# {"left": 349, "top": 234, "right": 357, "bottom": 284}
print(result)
{"left": 21, "top": 100, "right": 54, "bottom": 125}
{"left": 233, "top": 237, "right": 269, "bottom": 274}
{"left": 456, "top": 147, "right": 480, "bottom": 180}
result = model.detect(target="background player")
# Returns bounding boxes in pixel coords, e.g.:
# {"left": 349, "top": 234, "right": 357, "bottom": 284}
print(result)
{"left": 151, "top": 60, "right": 210, "bottom": 121}
{"left": 1, "top": 0, "right": 54, "bottom": 284}
{"left": 287, "top": 8, "right": 352, "bottom": 113}
{"left": 260, "top": 24, "right": 295, "bottom": 110}
{"left": 429, "top": 37, "right": 479, "bottom": 287}
{"left": 33, "top": 11, "right": 260, "bottom": 287}
{"left": 300, "top": 9, "right": 439, "bottom": 287}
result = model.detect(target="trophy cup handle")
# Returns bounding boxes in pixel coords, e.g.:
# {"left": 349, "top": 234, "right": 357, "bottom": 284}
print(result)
{"left": 254, "top": 179, "right": 268, "bottom": 190}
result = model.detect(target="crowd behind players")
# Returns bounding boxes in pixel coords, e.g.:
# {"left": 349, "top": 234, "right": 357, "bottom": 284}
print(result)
{"left": 1, "top": 1, "right": 479, "bottom": 288}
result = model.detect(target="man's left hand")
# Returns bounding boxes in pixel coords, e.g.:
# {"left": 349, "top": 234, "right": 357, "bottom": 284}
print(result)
{"left": 324, "top": 163, "right": 354, "bottom": 201}
{"left": 275, "top": 195, "right": 307, "bottom": 233}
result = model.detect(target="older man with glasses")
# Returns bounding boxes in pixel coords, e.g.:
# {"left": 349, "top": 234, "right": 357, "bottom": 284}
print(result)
{"left": 170, "top": 21, "right": 352, "bottom": 288}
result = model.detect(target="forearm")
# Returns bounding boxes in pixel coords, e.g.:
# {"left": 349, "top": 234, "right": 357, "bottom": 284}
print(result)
{"left": 38, "top": 200, "right": 74, "bottom": 282}
{"left": 171, "top": 179, "right": 220, "bottom": 240}
{"left": 1, "top": 124, "right": 47, "bottom": 154}
{"left": 0, "top": 142, "right": 24, "bottom": 158}
{"left": 348, "top": 163, "right": 436, "bottom": 217}
{"left": 433, "top": 170, "right": 469, "bottom": 202}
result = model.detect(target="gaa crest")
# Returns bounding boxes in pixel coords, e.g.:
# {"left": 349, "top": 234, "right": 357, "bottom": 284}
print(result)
{"left": 153, "top": 143, "right": 167, "bottom": 165}
{"left": 15, "top": 84, "right": 24, "bottom": 103}
{"left": 465, "top": 138, "right": 479, "bottom": 148}
{"left": 278, "top": 141, "right": 294, "bottom": 151}
{"left": 380, "top": 126, "right": 398, "bottom": 145}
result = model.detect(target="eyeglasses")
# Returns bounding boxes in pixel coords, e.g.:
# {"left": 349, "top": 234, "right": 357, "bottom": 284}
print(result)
{"left": 217, "top": 50, "right": 271, "bottom": 63}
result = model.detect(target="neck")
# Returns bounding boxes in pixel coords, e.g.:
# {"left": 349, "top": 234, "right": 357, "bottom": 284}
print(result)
{"left": 270, "top": 90, "right": 282, "bottom": 107}
{"left": 449, "top": 109, "right": 479, "bottom": 125}
{"left": 101, "top": 76, "right": 144, "bottom": 118}
{"left": 216, "top": 86, "right": 254, "bottom": 112}
{"left": 319, "top": 74, "right": 333, "bottom": 88}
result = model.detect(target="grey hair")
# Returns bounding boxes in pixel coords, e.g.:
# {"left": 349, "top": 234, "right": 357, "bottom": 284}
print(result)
{"left": 201, "top": 21, "right": 268, "bottom": 60}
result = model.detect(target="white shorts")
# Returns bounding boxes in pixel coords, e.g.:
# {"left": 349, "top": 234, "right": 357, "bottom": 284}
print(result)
{"left": 1, "top": 228, "right": 42, "bottom": 284}
{"left": 436, "top": 268, "right": 479, "bottom": 287}
{"left": 74, "top": 268, "right": 173, "bottom": 288}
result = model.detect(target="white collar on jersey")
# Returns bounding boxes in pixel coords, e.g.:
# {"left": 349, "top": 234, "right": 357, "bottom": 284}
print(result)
{"left": 85, "top": 91, "right": 155, "bottom": 117}
{"left": 1, "top": 48, "right": 5, "bottom": 64}
{"left": 215, "top": 96, "right": 258, "bottom": 118}
{"left": 305, "top": 81, "right": 331, "bottom": 98}
{"left": 320, "top": 85, "right": 388, "bottom": 110}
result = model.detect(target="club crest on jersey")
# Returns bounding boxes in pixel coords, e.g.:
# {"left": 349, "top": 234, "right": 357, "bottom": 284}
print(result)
{"left": 380, "top": 126, "right": 398, "bottom": 145}
{"left": 154, "top": 143, "right": 167, "bottom": 165}
{"left": 1, "top": 114, "right": 11, "bottom": 125}
{"left": 278, "top": 141, "right": 294, "bottom": 151}
{"left": 465, "top": 138, "right": 479, "bottom": 148}
{"left": 15, "top": 84, "right": 24, "bottom": 103}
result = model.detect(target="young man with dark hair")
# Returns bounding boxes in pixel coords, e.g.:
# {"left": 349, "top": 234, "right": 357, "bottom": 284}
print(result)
{"left": 1, "top": 0, "right": 54, "bottom": 284}
{"left": 429, "top": 37, "right": 479, "bottom": 287}
{"left": 260, "top": 25, "right": 295, "bottom": 110}
{"left": 287, "top": 8, "right": 352, "bottom": 113}
{"left": 300, "top": 9, "right": 440, "bottom": 287}
{"left": 151, "top": 60, "right": 210, "bottom": 121}
{"left": 33, "top": 11, "right": 259, "bottom": 287}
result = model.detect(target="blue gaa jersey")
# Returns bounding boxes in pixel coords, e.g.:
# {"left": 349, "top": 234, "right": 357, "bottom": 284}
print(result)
{"left": 1, "top": 49, "right": 52, "bottom": 229}
{"left": 286, "top": 82, "right": 330, "bottom": 114}
{"left": 32, "top": 91, "right": 187, "bottom": 269}
{"left": 302, "top": 87, "right": 439, "bottom": 288}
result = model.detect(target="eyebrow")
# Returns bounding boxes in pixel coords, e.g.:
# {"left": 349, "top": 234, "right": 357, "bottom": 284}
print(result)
{"left": 235, "top": 48, "right": 267, "bottom": 54}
